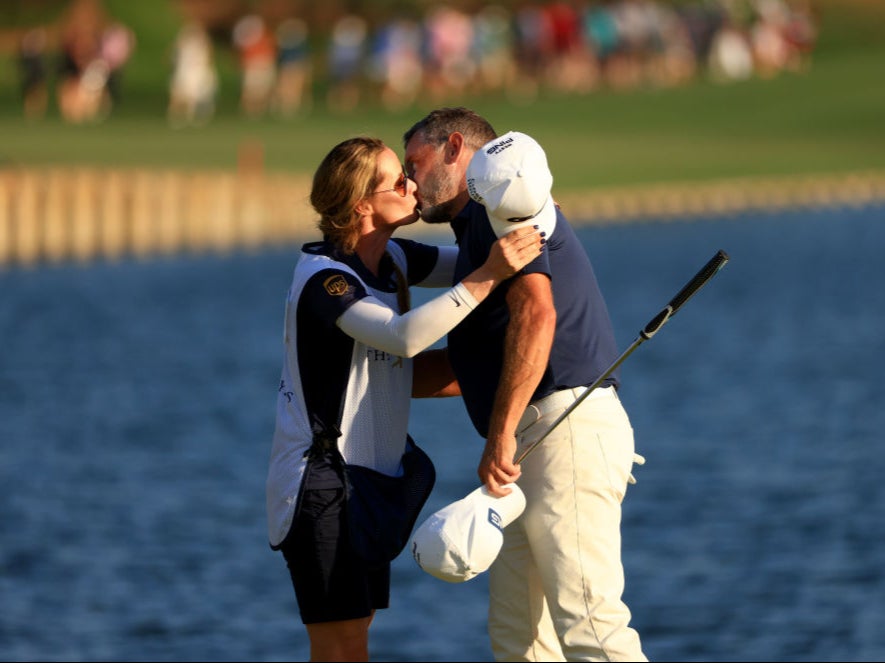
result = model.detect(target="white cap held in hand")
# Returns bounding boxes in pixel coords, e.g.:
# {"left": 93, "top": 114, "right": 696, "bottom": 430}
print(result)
{"left": 411, "top": 483, "right": 526, "bottom": 583}
{"left": 467, "top": 131, "right": 557, "bottom": 239}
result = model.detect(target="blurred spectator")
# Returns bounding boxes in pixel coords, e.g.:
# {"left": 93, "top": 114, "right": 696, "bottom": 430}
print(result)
{"left": 167, "top": 22, "right": 218, "bottom": 127}
{"left": 326, "top": 13, "right": 368, "bottom": 113}
{"left": 232, "top": 15, "right": 278, "bottom": 118}
{"left": 644, "top": 1, "right": 698, "bottom": 88}
{"left": 511, "top": 2, "right": 554, "bottom": 101}
{"left": 749, "top": 0, "right": 817, "bottom": 78}
{"left": 708, "top": 19, "right": 754, "bottom": 82}
{"left": 545, "top": 0, "right": 597, "bottom": 94}
{"left": 367, "top": 16, "right": 423, "bottom": 111}
{"left": 57, "top": 23, "right": 109, "bottom": 123}
{"left": 273, "top": 17, "right": 313, "bottom": 117}
{"left": 17, "top": 27, "right": 49, "bottom": 120}
{"left": 471, "top": 5, "right": 517, "bottom": 96}
{"left": 676, "top": 0, "right": 726, "bottom": 66}
{"left": 55, "top": 0, "right": 112, "bottom": 124}
{"left": 602, "top": 0, "right": 647, "bottom": 90}
{"left": 781, "top": 0, "right": 818, "bottom": 71}
{"left": 99, "top": 22, "right": 136, "bottom": 108}
{"left": 423, "top": 5, "right": 475, "bottom": 102}
{"left": 583, "top": 0, "right": 621, "bottom": 74}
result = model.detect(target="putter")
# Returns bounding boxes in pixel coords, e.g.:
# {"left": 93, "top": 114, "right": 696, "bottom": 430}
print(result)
{"left": 515, "top": 249, "right": 730, "bottom": 464}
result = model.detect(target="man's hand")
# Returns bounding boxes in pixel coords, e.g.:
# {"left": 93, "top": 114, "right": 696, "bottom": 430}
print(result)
{"left": 478, "top": 433, "right": 522, "bottom": 496}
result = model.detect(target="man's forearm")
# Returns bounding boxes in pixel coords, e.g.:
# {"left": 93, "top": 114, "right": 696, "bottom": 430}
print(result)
{"left": 487, "top": 274, "right": 556, "bottom": 440}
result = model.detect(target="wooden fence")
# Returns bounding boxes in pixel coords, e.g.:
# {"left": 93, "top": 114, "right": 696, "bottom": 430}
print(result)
{"left": 553, "top": 170, "right": 885, "bottom": 224}
{"left": 0, "top": 167, "right": 314, "bottom": 267}
{"left": 2, "top": 167, "right": 884, "bottom": 268}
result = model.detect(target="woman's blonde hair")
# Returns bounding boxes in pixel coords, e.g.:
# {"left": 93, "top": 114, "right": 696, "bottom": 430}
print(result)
{"left": 310, "top": 136, "right": 411, "bottom": 312}
{"left": 310, "top": 136, "right": 385, "bottom": 255}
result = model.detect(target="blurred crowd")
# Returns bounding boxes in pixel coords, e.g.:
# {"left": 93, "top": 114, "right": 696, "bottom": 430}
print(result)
{"left": 13, "top": 0, "right": 818, "bottom": 126}
{"left": 16, "top": 17, "right": 135, "bottom": 124}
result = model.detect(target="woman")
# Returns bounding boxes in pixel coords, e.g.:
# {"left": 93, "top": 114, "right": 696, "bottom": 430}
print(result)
{"left": 266, "top": 136, "right": 544, "bottom": 661}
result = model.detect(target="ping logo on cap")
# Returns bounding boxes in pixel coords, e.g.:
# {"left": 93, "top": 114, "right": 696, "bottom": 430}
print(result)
{"left": 487, "top": 507, "right": 503, "bottom": 532}
{"left": 485, "top": 136, "right": 514, "bottom": 155}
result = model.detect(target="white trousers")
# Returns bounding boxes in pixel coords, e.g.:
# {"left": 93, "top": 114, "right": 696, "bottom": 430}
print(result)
{"left": 488, "top": 387, "right": 647, "bottom": 662}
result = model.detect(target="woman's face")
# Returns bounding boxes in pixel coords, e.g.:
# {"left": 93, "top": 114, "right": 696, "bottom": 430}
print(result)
{"left": 367, "top": 147, "right": 421, "bottom": 228}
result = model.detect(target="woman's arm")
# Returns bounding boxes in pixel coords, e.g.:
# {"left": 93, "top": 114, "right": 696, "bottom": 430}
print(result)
{"left": 337, "top": 282, "right": 478, "bottom": 358}
{"left": 337, "top": 226, "right": 543, "bottom": 357}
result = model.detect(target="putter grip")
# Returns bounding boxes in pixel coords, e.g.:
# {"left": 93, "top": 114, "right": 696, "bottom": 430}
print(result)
{"left": 641, "top": 250, "right": 729, "bottom": 339}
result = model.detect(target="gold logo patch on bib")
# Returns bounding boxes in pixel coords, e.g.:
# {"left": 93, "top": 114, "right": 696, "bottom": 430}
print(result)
{"left": 323, "top": 274, "right": 349, "bottom": 296}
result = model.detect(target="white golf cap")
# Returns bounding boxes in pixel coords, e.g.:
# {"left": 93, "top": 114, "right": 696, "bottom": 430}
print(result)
{"left": 466, "top": 131, "right": 557, "bottom": 239}
{"left": 411, "top": 483, "right": 526, "bottom": 583}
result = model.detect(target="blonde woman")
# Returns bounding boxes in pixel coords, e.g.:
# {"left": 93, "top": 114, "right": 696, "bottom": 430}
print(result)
{"left": 266, "top": 136, "right": 544, "bottom": 661}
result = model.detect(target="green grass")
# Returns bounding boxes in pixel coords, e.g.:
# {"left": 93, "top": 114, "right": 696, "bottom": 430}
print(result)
{"left": 1, "top": 1, "right": 884, "bottom": 193}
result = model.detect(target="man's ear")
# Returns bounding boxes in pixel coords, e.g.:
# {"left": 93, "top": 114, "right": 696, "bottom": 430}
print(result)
{"left": 445, "top": 132, "right": 464, "bottom": 164}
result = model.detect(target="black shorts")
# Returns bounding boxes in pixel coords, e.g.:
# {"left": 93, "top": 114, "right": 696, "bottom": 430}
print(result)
{"left": 279, "top": 452, "right": 390, "bottom": 624}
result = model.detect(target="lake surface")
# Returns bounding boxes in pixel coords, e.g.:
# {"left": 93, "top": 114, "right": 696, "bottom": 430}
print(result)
{"left": 1, "top": 203, "right": 884, "bottom": 662}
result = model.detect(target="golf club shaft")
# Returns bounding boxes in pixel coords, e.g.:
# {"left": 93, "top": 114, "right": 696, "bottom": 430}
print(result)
{"left": 514, "top": 249, "right": 729, "bottom": 465}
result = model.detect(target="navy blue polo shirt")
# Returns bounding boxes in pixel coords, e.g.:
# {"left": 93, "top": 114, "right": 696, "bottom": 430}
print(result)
{"left": 448, "top": 199, "right": 620, "bottom": 438}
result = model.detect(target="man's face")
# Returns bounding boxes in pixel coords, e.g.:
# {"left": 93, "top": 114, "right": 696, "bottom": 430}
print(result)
{"left": 404, "top": 133, "right": 465, "bottom": 225}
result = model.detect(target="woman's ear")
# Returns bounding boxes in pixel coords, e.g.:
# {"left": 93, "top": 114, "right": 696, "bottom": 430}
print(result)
{"left": 354, "top": 199, "right": 372, "bottom": 217}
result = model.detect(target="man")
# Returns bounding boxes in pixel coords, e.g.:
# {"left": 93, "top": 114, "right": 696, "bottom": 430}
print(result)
{"left": 403, "top": 108, "right": 647, "bottom": 661}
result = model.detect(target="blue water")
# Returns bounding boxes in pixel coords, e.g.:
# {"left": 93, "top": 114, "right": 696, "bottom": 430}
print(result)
{"left": 2, "top": 203, "right": 884, "bottom": 662}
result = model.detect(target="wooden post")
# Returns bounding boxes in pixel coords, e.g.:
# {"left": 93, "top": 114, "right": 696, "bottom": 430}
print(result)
{"left": 0, "top": 171, "right": 11, "bottom": 267}
{"left": 43, "top": 169, "right": 69, "bottom": 262}
{"left": 101, "top": 170, "right": 127, "bottom": 261}
{"left": 131, "top": 169, "right": 156, "bottom": 258}
{"left": 212, "top": 172, "right": 237, "bottom": 252}
{"left": 157, "top": 170, "right": 183, "bottom": 255}
{"left": 15, "top": 171, "right": 41, "bottom": 265}
{"left": 72, "top": 169, "right": 100, "bottom": 262}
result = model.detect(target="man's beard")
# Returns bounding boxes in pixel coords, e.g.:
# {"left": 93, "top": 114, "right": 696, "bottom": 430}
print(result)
{"left": 418, "top": 164, "right": 462, "bottom": 225}
{"left": 419, "top": 199, "right": 460, "bottom": 225}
